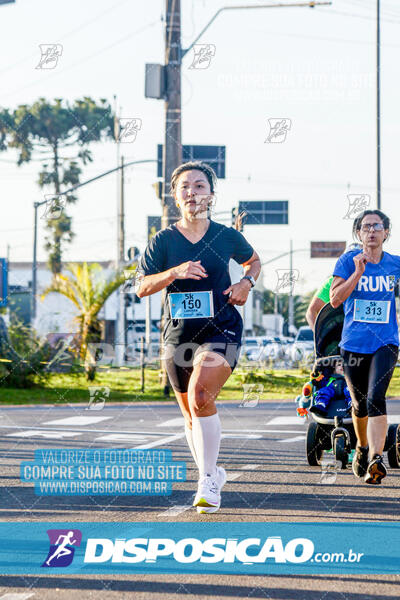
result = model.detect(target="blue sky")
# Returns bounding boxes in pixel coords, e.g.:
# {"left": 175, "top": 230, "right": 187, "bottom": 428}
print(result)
{"left": 1, "top": 0, "right": 400, "bottom": 294}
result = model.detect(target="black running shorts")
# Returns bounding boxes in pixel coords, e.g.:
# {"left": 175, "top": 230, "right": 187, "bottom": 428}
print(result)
{"left": 164, "top": 335, "right": 242, "bottom": 393}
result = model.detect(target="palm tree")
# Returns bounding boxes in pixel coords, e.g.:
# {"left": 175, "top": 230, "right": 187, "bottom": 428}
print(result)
{"left": 41, "top": 262, "right": 134, "bottom": 380}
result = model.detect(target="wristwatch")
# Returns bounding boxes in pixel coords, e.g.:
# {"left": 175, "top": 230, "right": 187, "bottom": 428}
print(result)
{"left": 241, "top": 275, "right": 256, "bottom": 288}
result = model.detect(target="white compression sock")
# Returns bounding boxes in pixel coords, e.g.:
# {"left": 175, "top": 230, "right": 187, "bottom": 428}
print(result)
{"left": 192, "top": 413, "right": 221, "bottom": 478}
{"left": 184, "top": 424, "right": 199, "bottom": 468}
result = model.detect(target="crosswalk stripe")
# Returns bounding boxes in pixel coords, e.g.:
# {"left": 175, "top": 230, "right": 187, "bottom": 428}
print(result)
{"left": 0, "top": 594, "right": 36, "bottom": 600}
{"left": 95, "top": 433, "right": 149, "bottom": 442}
{"left": 157, "top": 417, "right": 185, "bottom": 428}
{"left": 277, "top": 435, "right": 306, "bottom": 443}
{"left": 6, "top": 430, "right": 82, "bottom": 439}
{"left": 222, "top": 434, "right": 262, "bottom": 439}
{"left": 132, "top": 433, "right": 186, "bottom": 449}
{"left": 43, "top": 416, "right": 112, "bottom": 426}
{"left": 226, "top": 471, "right": 242, "bottom": 481}
{"left": 158, "top": 505, "right": 193, "bottom": 517}
{"left": 267, "top": 416, "right": 307, "bottom": 425}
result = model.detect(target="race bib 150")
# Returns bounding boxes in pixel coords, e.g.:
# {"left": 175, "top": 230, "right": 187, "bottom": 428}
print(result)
{"left": 168, "top": 291, "right": 214, "bottom": 319}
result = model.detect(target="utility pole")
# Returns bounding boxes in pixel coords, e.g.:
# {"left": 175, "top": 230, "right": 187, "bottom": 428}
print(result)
{"left": 160, "top": 0, "right": 183, "bottom": 394}
{"left": 145, "top": 295, "right": 152, "bottom": 359}
{"left": 32, "top": 202, "right": 39, "bottom": 320}
{"left": 162, "top": 0, "right": 182, "bottom": 229}
{"left": 377, "top": 0, "right": 381, "bottom": 210}
{"left": 115, "top": 153, "right": 126, "bottom": 367}
{"left": 288, "top": 239, "right": 294, "bottom": 335}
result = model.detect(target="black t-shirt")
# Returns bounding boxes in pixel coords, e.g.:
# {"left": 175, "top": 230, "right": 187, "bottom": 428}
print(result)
{"left": 138, "top": 220, "right": 254, "bottom": 345}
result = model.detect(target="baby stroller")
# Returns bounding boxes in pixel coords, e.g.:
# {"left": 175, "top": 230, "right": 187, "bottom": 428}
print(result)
{"left": 299, "top": 303, "right": 400, "bottom": 470}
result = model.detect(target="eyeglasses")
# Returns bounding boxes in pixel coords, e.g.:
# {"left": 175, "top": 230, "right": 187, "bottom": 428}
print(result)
{"left": 360, "top": 223, "right": 385, "bottom": 232}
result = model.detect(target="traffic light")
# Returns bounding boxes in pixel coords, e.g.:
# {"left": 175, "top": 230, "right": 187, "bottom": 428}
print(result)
{"left": 152, "top": 181, "right": 163, "bottom": 201}
{"left": 231, "top": 207, "right": 238, "bottom": 227}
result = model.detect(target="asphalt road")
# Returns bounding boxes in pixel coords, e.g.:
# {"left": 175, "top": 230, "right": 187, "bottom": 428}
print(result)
{"left": 1, "top": 399, "right": 400, "bottom": 599}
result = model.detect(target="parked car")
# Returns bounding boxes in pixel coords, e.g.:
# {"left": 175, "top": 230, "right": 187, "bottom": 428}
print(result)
{"left": 289, "top": 326, "right": 314, "bottom": 362}
{"left": 244, "top": 337, "right": 282, "bottom": 362}
{"left": 242, "top": 337, "right": 259, "bottom": 358}
{"left": 127, "top": 323, "right": 159, "bottom": 344}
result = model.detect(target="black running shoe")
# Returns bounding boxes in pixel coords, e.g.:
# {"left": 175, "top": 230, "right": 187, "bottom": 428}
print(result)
{"left": 364, "top": 454, "right": 387, "bottom": 485}
{"left": 352, "top": 445, "right": 369, "bottom": 478}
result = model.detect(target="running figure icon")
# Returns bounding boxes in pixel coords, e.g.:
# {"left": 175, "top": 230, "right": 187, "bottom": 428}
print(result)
{"left": 42, "top": 529, "right": 82, "bottom": 568}
{"left": 46, "top": 531, "right": 77, "bottom": 566}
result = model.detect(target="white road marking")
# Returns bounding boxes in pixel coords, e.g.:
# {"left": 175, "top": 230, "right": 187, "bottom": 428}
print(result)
{"left": 388, "top": 415, "right": 400, "bottom": 423}
{"left": 226, "top": 471, "right": 242, "bottom": 481}
{"left": 157, "top": 417, "right": 185, "bottom": 428}
{"left": 267, "top": 416, "right": 307, "bottom": 426}
{"left": 222, "top": 434, "right": 263, "bottom": 439}
{"left": 43, "top": 416, "right": 112, "bottom": 426}
{"left": 158, "top": 505, "right": 193, "bottom": 517}
{"left": 260, "top": 429, "right": 307, "bottom": 434}
{"left": 132, "top": 433, "right": 186, "bottom": 449}
{"left": 277, "top": 435, "right": 306, "bottom": 443}
{"left": 0, "top": 594, "right": 36, "bottom": 600}
{"left": 240, "top": 464, "right": 261, "bottom": 470}
{"left": 0, "top": 425, "right": 166, "bottom": 437}
{"left": 95, "top": 434, "right": 149, "bottom": 442}
{"left": 6, "top": 430, "right": 82, "bottom": 439}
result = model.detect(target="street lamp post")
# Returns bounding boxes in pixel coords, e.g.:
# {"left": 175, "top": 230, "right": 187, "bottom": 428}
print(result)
{"left": 377, "top": 0, "right": 381, "bottom": 209}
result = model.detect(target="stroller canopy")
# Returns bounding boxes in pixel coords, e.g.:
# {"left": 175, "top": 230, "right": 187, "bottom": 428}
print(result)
{"left": 314, "top": 303, "right": 344, "bottom": 359}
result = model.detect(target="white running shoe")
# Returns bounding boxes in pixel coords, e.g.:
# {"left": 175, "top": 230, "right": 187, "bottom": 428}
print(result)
{"left": 193, "top": 466, "right": 226, "bottom": 510}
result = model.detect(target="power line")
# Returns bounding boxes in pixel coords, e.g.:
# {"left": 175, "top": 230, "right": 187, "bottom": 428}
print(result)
{"left": 248, "top": 25, "right": 400, "bottom": 48}
{"left": 2, "top": 18, "right": 160, "bottom": 100}
{"left": 328, "top": 7, "right": 400, "bottom": 24}
{"left": 0, "top": 0, "right": 133, "bottom": 76}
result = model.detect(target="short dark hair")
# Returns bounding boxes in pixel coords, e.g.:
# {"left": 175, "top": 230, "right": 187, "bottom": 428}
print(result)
{"left": 170, "top": 161, "right": 217, "bottom": 194}
{"left": 352, "top": 209, "right": 391, "bottom": 243}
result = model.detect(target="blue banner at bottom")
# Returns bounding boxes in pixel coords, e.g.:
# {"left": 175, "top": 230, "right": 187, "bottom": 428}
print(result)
{"left": 0, "top": 522, "right": 399, "bottom": 575}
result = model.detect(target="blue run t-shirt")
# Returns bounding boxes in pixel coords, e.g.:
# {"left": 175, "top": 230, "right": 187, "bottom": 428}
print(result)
{"left": 333, "top": 249, "right": 400, "bottom": 353}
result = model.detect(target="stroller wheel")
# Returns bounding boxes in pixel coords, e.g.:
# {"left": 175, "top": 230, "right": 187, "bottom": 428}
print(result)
{"left": 386, "top": 424, "right": 400, "bottom": 469}
{"left": 306, "top": 422, "right": 323, "bottom": 466}
{"left": 333, "top": 435, "right": 348, "bottom": 469}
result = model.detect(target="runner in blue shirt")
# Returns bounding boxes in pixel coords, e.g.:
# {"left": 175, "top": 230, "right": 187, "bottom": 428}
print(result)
{"left": 331, "top": 210, "right": 400, "bottom": 484}
{"left": 136, "top": 161, "right": 261, "bottom": 512}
